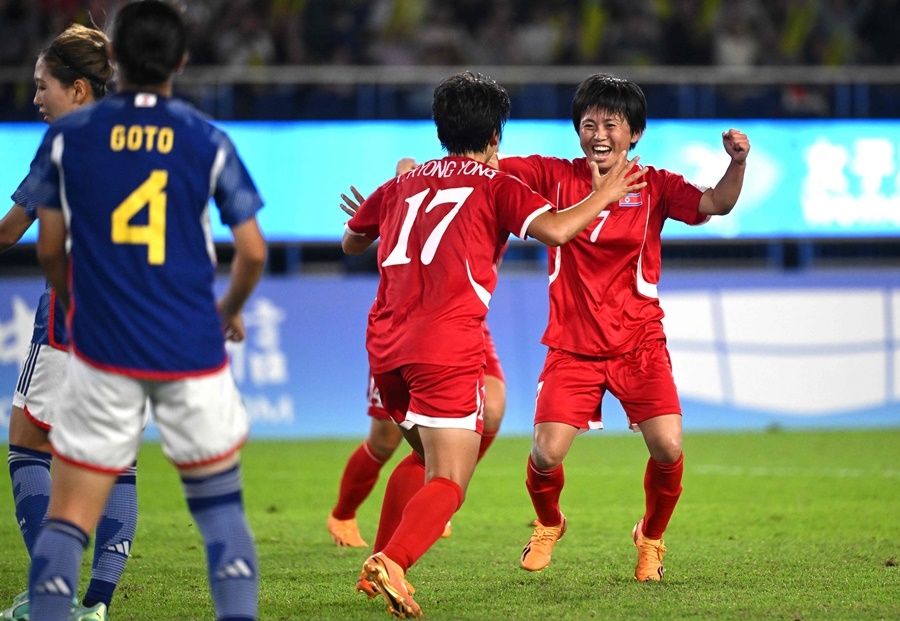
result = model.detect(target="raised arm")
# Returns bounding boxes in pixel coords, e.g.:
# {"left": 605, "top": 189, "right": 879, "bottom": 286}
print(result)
{"left": 340, "top": 185, "right": 374, "bottom": 256}
{"left": 526, "top": 152, "right": 648, "bottom": 246}
{"left": 699, "top": 128, "right": 751, "bottom": 216}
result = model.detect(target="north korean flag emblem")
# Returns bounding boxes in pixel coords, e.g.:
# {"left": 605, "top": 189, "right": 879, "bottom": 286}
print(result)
{"left": 619, "top": 192, "right": 642, "bottom": 207}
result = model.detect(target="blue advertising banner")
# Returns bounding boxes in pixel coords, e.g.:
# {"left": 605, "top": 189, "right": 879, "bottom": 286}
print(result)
{"left": 1, "top": 269, "right": 898, "bottom": 439}
{"left": 3, "top": 119, "right": 900, "bottom": 242}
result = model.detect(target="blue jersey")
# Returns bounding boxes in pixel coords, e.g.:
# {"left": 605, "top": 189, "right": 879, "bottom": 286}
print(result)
{"left": 11, "top": 176, "right": 68, "bottom": 349}
{"left": 25, "top": 92, "right": 263, "bottom": 378}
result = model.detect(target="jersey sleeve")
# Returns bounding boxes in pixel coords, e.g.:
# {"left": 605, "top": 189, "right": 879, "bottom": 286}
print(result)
{"left": 11, "top": 177, "right": 38, "bottom": 218}
{"left": 16, "top": 129, "right": 63, "bottom": 214}
{"left": 496, "top": 154, "right": 551, "bottom": 194}
{"left": 492, "top": 173, "right": 552, "bottom": 239}
{"left": 498, "top": 155, "right": 569, "bottom": 201}
{"left": 346, "top": 182, "right": 387, "bottom": 240}
{"left": 659, "top": 168, "right": 708, "bottom": 226}
{"left": 211, "top": 131, "right": 264, "bottom": 227}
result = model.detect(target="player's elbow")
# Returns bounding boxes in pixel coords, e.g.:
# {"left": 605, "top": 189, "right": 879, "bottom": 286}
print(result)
{"left": 342, "top": 233, "right": 371, "bottom": 255}
{"left": 707, "top": 201, "right": 735, "bottom": 216}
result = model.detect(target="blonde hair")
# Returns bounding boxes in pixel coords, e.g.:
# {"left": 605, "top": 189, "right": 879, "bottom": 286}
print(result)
{"left": 41, "top": 23, "right": 114, "bottom": 100}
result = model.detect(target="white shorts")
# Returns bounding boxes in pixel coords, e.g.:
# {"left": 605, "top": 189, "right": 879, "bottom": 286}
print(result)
{"left": 12, "top": 343, "right": 67, "bottom": 429}
{"left": 50, "top": 356, "right": 249, "bottom": 472}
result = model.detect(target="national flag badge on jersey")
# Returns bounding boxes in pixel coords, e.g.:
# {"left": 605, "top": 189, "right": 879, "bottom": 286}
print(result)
{"left": 135, "top": 93, "right": 158, "bottom": 107}
{"left": 619, "top": 192, "right": 642, "bottom": 207}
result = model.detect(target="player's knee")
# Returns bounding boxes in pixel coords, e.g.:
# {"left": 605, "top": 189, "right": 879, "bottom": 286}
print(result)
{"left": 530, "top": 443, "right": 564, "bottom": 470}
{"left": 651, "top": 436, "right": 682, "bottom": 463}
{"left": 482, "top": 399, "right": 505, "bottom": 432}
{"left": 8, "top": 409, "right": 51, "bottom": 452}
{"left": 368, "top": 437, "right": 400, "bottom": 460}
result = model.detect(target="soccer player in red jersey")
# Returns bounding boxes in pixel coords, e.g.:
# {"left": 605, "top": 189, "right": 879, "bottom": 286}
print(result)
{"left": 342, "top": 71, "right": 647, "bottom": 617}
{"left": 501, "top": 74, "right": 751, "bottom": 581}
{"left": 329, "top": 162, "right": 508, "bottom": 549}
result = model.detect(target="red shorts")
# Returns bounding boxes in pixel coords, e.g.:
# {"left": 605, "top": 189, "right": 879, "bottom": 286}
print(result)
{"left": 534, "top": 340, "right": 681, "bottom": 430}
{"left": 367, "top": 323, "right": 502, "bottom": 420}
{"left": 366, "top": 371, "right": 391, "bottom": 420}
{"left": 373, "top": 363, "right": 485, "bottom": 433}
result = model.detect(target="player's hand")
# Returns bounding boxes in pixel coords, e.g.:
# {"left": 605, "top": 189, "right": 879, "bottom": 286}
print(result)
{"left": 217, "top": 301, "right": 246, "bottom": 342}
{"left": 722, "top": 129, "right": 750, "bottom": 164}
{"left": 396, "top": 157, "right": 417, "bottom": 175}
{"left": 340, "top": 185, "right": 366, "bottom": 217}
{"left": 590, "top": 152, "right": 648, "bottom": 200}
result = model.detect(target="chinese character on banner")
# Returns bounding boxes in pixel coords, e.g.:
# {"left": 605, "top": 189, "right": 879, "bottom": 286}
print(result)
{"left": 227, "top": 297, "right": 288, "bottom": 386}
{"left": 0, "top": 296, "right": 37, "bottom": 366}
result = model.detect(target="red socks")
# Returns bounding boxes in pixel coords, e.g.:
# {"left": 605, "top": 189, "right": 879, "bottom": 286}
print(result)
{"left": 525, "top": 455, "right": 565, "bottom": 527}
{"left": 381, "top": 477, "right": 464, "bottom": 571}
{"left": 373, "top": 451, "right": 426, "bottom": 552}
{"left": 331, "top": 441, "right": 389, "bottom": 521}
{"left": 641, "top": 453, "right": 684, "bottom": 540}
{"left": 477, "top": 428, "right": 499, "bottom": 461}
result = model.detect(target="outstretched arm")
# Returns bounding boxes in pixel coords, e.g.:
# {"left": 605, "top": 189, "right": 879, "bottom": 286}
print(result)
{"left": 526, "top": 152, "right": 648, "bottom": 246}
{"left": 0, "top": 204, "right": 36, "bottom": 252}
{"left": 699, "top": 129, "right": 751, "bottom": 216}
{"left": 339, "top": 185, "right": 374, "bottom": 255}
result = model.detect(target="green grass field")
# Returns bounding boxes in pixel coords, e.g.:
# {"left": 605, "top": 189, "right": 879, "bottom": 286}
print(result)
{"left": 1, "top": 429, "right": 898, "bottom": 620}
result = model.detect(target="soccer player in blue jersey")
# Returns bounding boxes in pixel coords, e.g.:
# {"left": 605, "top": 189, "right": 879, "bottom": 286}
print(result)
{"left": 0, "top": 23, "right": 138, "bottom": 621}
{"left": 24, "top": 2, "right": 267, "bottom": 620}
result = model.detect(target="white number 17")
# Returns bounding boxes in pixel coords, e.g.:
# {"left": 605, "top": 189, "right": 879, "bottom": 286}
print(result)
{"left": 382, "top": 186, "right": 474, "bottom": 267}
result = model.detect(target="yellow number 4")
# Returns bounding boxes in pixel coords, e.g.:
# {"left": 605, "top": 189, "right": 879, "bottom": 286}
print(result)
{"left": 111, "top": 170, "right": 167, "bottom": 265}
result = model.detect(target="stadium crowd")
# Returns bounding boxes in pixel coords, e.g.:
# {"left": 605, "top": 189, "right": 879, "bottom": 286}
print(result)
{"left": 2, "top": 0, "right": 899, "bottom": 70}
{"left": 2, "top": 0, "right": 900, "bottom": 121}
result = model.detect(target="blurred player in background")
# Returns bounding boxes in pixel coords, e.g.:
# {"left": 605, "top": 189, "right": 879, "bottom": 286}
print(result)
{"left": 497, "top": 73, "right": 750, "bottom": 581}
{"left": 342, "top": 70, "right": 646, "bottom": 618}
{"left": 24, "top": 2, "right": 266, "bottom": 620}
{"left": 0, "top": 22, "right": 137, "bottom": 621}
{"left": 329, "top": 160, "right": 507, "bottom": 549}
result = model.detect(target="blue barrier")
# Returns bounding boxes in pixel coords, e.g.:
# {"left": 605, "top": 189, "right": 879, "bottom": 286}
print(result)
{"left": 1, "top": 268, "right": 897, "bottom": 439}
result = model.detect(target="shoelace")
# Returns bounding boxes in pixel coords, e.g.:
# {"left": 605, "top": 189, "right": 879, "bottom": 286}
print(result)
{"left": 531, "top": 524, "right": 563, "bottom": 544}
{"left": 638, "top": 540, "right": 666, "bottom": 559}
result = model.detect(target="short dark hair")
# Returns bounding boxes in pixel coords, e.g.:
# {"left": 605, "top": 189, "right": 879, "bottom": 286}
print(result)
{"left": 112, "top": 0, "right": 187, "bottom": 86}
{"left": 432, "top": 72, "right": 510, "bottom": 156}
{"left": 572, "top": 74, "right": 647, "bottom": 141}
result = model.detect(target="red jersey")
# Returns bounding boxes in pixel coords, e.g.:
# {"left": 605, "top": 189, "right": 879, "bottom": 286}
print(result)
{"left": 498, "top": 154, "right": 708, "bottom": 357}
{"left": 347, "top": 156, "right": 551, "bottom": 373}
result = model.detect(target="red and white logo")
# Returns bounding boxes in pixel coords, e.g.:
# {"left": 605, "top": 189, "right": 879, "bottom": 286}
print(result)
{"left": 619, "top": 192, "right": 642, "bottom": 207}
{"left": 134, "top": 93, "right": 158, "bottom": 107}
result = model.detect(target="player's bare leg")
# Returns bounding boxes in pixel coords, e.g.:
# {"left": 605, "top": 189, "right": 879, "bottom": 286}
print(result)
{"left": 8, "top": 406, "right": 52, "bottom": 452}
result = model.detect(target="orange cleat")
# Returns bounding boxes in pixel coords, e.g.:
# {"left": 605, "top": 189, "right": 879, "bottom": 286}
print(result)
{"left": 520, "top": 515, "right": 567, "bottom": 572}
{"left": 359, "top": 552, "right": 422, "bottom": 618}
{"left": 632, "top": 519, "right": 666, "bottom": 582}
{"left": 327, "top": 514, "right": 368, "bottom": 547}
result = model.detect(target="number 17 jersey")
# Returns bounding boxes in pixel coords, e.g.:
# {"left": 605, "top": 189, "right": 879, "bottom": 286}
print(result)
{"left": 24, "top": 92, "right": 263, "bottom": 378}
{"left": 346, "top": 156, "right": 551, "bottom": 374}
